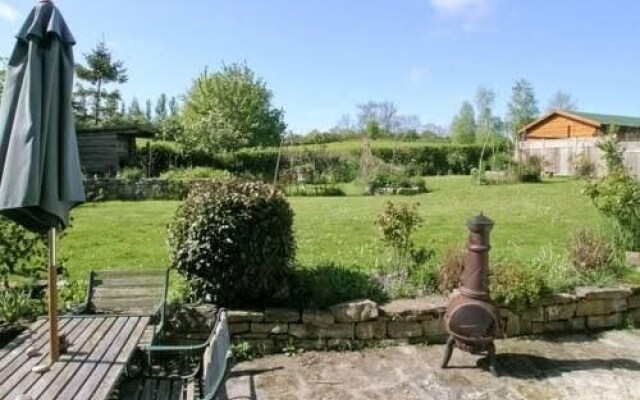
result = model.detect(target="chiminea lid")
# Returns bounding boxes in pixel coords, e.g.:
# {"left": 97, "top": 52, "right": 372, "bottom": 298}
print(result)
{"left": 467, "top": 212, "right": 494, "bottom": 232}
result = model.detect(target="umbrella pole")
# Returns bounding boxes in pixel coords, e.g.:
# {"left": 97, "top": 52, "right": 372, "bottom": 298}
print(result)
{"left": 47, "top": 227, "right": 60, "bottom": 363}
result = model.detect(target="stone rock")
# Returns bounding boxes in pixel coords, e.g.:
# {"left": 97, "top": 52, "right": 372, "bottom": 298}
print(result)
{"left": 294, "top": 339, "right": 327, "bottom": 351}
{"left": 239, "top": 339, "right": 276, "bottom": 354}
{"left": 379, "top": 296, "right": 447, "bottom": 320}
{"left": 355, "top": 321, "right": 387, "bottom": 340}
{"left": 228, "top": 310, "right": 265, "bottom": 323}
{"left": 422, "top": 316, "right": 445, "bottom": 337}
{"left": 575, "top": 287, "right": 632, "bottom": 300}
{"left": 570, "top": 317, "right": 586, "bottom": 331}
{"left": 229, "top": 322, "right": 250, "bottom": 334}
{"left": 327, "top": 339, "right": 355, "bottom": 350}
{"left": 539, "top": 320, "right": 570, "bottom": 334}
{"left": 264, "top": 308, "right": 300, "bottom": 323}
{"left": 538, "top": 293, "right": 577, "bottom": 305}
{"left": 387, "top": 322, "right": 423, "bottom": 339}
{"left": 518, "top": 307, "right": 545, "bottom": 323}
{"left": 545, "top": 303, "right": 577, "bottom": 321}
{"left": 503, "top": 315, "right": 520, "bottom": 337}
{"left": 236, "top": 332, "right": 270, "bottom": 339}
{"left": 628, "top": 294, "right": 640, "bottom": 309}
{"left": 330, "top": 300, "right": 378, "bottom": 322}
{"left": 251, "top": 323, "right": 288, "bottom": 335}
{"left": 587, "top": 313, "right": 623, "bottom": 330}
{"left": 576, "top": 299, "right": 627, "bottom": 317}
{"left": 288, "top": 323, "right": 355, "bottom": 340}
{"left": 302, "top": 310, "right": 335, "bottom": 325}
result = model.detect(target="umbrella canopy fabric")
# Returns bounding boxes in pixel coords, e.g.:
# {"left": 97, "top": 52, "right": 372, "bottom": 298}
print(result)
{"left": 0, "top": 1, "right": 85, "bottom": 233}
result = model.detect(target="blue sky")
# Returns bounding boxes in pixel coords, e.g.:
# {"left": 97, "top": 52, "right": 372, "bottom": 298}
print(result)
{"left": 2, "top": 0, "right": 640, "bottom": 133}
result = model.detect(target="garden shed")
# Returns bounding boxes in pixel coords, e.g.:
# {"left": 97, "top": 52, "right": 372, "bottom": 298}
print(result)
{"left": 518, "top": 110, "right": 640, "bottom": 177}
{"left": 77, "top": 125, "right": 156, "bottom": 176}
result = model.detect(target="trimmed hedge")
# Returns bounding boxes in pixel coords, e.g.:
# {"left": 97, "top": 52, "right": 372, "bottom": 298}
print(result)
{"left": 137, "top": 142, "right": 508, "bottom": 180}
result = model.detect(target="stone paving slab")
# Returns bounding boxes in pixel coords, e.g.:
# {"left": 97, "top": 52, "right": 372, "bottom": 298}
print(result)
{"left": 226, "top": 330, "right": 640, "bottom": 400}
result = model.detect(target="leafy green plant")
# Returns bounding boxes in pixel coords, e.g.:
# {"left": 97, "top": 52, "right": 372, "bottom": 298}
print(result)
{"left": 490, "top": 262, "right": 548, "bottom": 307}
{"left": 168, "top": 179, "right": 295, "bottom": 307}
{"left": 573, "top": 153, "right": 595, "bottom": 178}
{"left": 118, "top": 167, "right": 144, "bottom": 181}
{"left": 0, "top": 217, "right": 47, "bottom": 289}
{"left": 569, "top": 228, "right": 616, "bottom": 272}
{"left": 0, "top": 290, "right": 43, "bottom": 324}
{"left": 58, "top": 279, "right": 88, "bottom": 312}
{"left": 161, "top": 167, "right": 230, "bottom": 181}
{"left": 438, "top": 245, "right": 466, "bottom": 292}
{"left": 232, "top": 341, "right": 259, "bottom": 362}
{"left": 515, "top": 156, "right": 543, "bottom": 183}
{"left": 375, "top": 202, "right": 424, "bottom": 280}
{"left": 584, "top": 133, "right": 640, "bottom": 251}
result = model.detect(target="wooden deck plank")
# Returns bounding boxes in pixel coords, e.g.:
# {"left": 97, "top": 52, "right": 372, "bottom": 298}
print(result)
{"left": 94, "top": 287, "right": 164, "bottom": 299}
{"left": 169, "top": 380, "right": 183, "bottom": 400}
{"left": 96, "top": 276, "right": 165, "bottom": 288}
{"left": 89, "top": 317, "right": 150, "bottom": 400}
{"left": 74, "top": 317, "right": 149, "bottom": 400}
{"left": 53, "top": 316, "right": 130, "bottom": 400}
{"left": 157, "top": 379, "right": 171, "bottom": 400}
{"left": 93, "top": 296, "right": 160, "bottom": 310}
{"left": 0, "top": 317, "right": 82, "bottom": 399}
{"left": 26, "top": 316, "right": 116, "bottom": 399}
{"left": 0, "top": 319, "right": 47, "bottom": 368}
{"left": 95, "top": 269, "right": 167, "bottom": 278}
{"left": 143, "top": 379, "right": 155, "bottom": 400}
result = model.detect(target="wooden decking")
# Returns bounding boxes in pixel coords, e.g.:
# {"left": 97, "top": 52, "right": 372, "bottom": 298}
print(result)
{"left": 0, "top": 315, "right": 150, "bottom": 400}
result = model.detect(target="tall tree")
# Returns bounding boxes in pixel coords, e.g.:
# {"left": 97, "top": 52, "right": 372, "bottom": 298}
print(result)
{"left": 103, "top": 91, "right": 121, "bottom": 122}
{"left": 547, "top": 90, "right": 578, "bottom": 112}
{"left": 181, "top": 63, "right": 286, "bottom": 153}
{"left": 475, "top": 86, "right": 496, "bottom": 142}
{"left": 71, "top": 83, "right": 92, "bottom": 126}
{"left": 129, "top": 97, "right": 144, "bottom": 121}
{"left": 450, "top": 101, "right": 476, "bottom": 144}
{"left": 168, "top": 97, "right": 179, "bottom": 116}
{"left": 378, "top": 101, "right": 399, "bottom": 134}
{"left": 145, "top": 99, "right": 153, "bottom": 122}
{"left": 75, "top": 41, "right": 128, "bottom": 125}
{"left": 507, "top": 79, "right": 539, "bottom": 138}
{"left": 155, "top": 94, "right": 168, "bottom": 122}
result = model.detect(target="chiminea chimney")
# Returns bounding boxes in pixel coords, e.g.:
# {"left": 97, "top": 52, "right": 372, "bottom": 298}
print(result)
{"left": 441, "top": 213, "right": 500, "bottom": 375}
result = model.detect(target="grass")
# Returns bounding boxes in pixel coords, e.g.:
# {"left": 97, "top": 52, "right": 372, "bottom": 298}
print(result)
{"left": 59, "top": 176, "right": 603, "bottom": 279}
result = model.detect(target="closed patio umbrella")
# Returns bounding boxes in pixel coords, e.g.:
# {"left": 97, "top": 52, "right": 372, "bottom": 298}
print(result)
{"left": 0, "top": 0, "right": 85, "bottom": 363}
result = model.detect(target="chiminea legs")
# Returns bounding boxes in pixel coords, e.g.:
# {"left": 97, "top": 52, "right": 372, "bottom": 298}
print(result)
{"left": 441, "top": 336, "right": 455, "bottom": 368}
{"left": 440, "top": 338, "right": 499, "bottom": 376}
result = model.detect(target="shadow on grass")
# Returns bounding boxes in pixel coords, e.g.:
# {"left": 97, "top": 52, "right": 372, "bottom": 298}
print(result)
{"left": 476, "top": 352, "right": 640, "bottom": 380}
{"left": 287, "top": 263, "right": 388, "bottom": 309}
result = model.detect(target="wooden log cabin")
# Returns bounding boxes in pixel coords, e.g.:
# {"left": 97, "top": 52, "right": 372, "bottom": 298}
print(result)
{"left": 77, "top": 125, "right": 156, "bottom": 176}
{"left": 518, "top": 110, "right": 640, "bottom": 177}
{"left": 519, "top": 110, "right": 640, "bottom": 140}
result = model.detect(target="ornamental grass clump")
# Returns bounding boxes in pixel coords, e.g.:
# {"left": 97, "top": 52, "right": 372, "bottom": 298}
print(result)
{"left": 168, "top": 179, "right": 295, "bottom": 307}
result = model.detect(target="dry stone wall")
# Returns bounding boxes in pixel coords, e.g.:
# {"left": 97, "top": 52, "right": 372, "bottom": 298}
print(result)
{"left": 167, "top": 286, "right": 640, "bottom": 355}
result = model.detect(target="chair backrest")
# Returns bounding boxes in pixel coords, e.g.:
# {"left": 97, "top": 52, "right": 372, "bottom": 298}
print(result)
{"left": 88, "top": 269, "right": 169, "bottom": 315}
{"left": 201, "top": 309, "right": 233, "bottom": 400}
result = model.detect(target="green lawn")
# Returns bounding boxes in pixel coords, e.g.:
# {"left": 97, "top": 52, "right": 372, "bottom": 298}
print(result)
{"left": 60, "top": 176, "right": 603, "bottom": 278}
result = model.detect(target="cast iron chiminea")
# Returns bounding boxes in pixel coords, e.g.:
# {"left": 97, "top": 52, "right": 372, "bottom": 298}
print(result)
{"left": 441, "top": 213, "right": 500, "bottom": 375}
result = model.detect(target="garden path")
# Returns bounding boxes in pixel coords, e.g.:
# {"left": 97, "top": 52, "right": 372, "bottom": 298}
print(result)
{"left": 226, "top": 329, "right": 640, "bottom": 400}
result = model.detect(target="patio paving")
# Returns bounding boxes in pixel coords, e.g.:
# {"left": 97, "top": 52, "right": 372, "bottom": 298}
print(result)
{"left": 226, "top": 329, "right": 640, "bottom": 400}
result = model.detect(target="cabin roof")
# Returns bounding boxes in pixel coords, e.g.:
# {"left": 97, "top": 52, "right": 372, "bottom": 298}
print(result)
{"left": 519, "top": 110, "right": 640, "bottom": 135}
{"left": 77, "top": 125, "right": 156, "bottom": 138}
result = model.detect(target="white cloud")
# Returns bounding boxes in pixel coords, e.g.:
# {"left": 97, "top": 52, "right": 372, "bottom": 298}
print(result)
{"left": 430, "top": 0, "right": 493, "bottom": 20}
{"left": 409, "top": 66, "right": 429, "bottom": 83}
{"left": 0, "top": 1, "right": 19, "bottom": 22}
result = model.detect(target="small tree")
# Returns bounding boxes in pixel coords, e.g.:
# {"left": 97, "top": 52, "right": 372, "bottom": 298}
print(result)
{"left": 375, "top": 202, "right": 423, "bottom": 278}
{"left": 0, "top": 217, "right": 47, "bottom": 289}
{"left": 180, "top": 63, "right": 286, "bottom": 153}
{"left": 507, "top": 79, "right": 539, "bottom": 139}
{"left": 450, "top": 101, "right": 476, "bottom": 144}
{"left": 75, "top": 42, "right": 128, "bottom": 125}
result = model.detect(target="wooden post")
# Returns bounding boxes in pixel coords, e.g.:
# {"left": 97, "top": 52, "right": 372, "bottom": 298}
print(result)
{"left": 47, "top": 227, "right": 60, "bottom": 363}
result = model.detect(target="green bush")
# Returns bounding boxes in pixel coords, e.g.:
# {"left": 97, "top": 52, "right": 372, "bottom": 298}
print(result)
{"left": 569, "top": 228, "right": 616, "bottom": 272}
{"left": 0, "top": 217, "right": 46, "bottom": 289}
{"left": 161, "top": 167, "right": 231, "bottom": 181}
{"left": 0, "top": 289, "right": 43, "bottom": 324}
{"left": 168, "top": 179, "right": 296, "bottom": 307}
{"left": 516, "top": 156, "right": 543, "bottom": 183}
{"left": 490, "top": 262, "right": 548, "bottom": 307}
{"left": 118, "top": 167, "right": 144, "bottom": 181}
{"left": 367, "top": 169, "right": 428, "bottom": 194}
{"left": 289, "top": 263, "right": 386, "bottom": 309}
{"left": 573, "top": 154, "right": 595, "bottom": 178}
{"left": 584, "top": 134, "right": 640, "bottom": 251}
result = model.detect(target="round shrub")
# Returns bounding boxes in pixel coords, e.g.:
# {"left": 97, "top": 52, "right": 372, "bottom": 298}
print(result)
{"left": 168, "top": 179, "right": 296, "bottom": 306}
